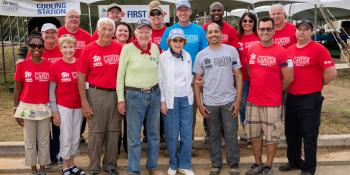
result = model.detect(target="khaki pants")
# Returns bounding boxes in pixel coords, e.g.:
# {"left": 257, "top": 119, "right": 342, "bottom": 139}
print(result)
{"left": 23, "top": 118, "right": 51, "bottom": 166}
{"left": 87, "top": 88, "right": 121, "bottom": 172}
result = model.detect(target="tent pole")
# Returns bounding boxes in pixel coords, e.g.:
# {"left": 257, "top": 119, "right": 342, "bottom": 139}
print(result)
{"left": 0, "top": 16, "right": 7, "bottom": 83}
{"left": 88, "top": 4, "right": 92, "bottom": 35}
{"left": 314, "top": 4, "right": 317, "bottom": 41}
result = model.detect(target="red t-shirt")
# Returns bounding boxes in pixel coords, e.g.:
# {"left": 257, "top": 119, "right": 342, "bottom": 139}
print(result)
{"left": 238, "top": 33, "right": 260, "bottom": 80}
{"left": 152, "top": 26, "right": 167, "bottom": 50}
{"left": 14, "top": 59, "right": 51, "bottom": 104}
{"left": 50, "top": 59, "right": 81, "bottom": 108}
{"left": 79, "top": 41, "right": 122, "bottom": 89}
{"left": 27, "top": 45, "right": 62, "bottom": 63}
{"left": 274, "top": 22, "right": 297, "bottom": 49}
{"left": 247, "top": 44, "right": 287, "bottom": 106}
{"left": 287, "top": 41, "right": 335, "bottom": 95}
{"left": 91, "top": 30, "right": 98, "bottom": 41}
{"left": 203, "top": 22, "right": 239, "bottom": 48}
{"left": 58, "top": 26, "right": 91, "bottom": 59}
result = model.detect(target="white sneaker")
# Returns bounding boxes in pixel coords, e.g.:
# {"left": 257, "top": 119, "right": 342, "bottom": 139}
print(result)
{"left": 178, "top": 168, "right": 195, "bottom": 175}
{"left": 167, "top": 168, "right": 177, "bottom": 175}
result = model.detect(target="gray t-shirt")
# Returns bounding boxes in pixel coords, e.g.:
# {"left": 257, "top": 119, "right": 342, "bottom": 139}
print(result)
{"left": 193, "top": 44, "right": 241, "bottom": 106}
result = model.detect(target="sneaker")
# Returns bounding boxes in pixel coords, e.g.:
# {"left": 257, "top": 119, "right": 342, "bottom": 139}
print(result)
{"left": 70, "top": 166, "right": 86, "bottom": 175}
{"left": 209, "top": 167, "right": 221, "bottom": 175}
{"left": 262, "top": 166, "right": 273, "bottom": 175}
{"left": 278, "top": 163, "right": 300, "bottom": 172}
{"left": 104, "top": 169, "right": 118, "bottom": 175}
{"left": 178, "top": 168, "right": 195, "bottom": 175}
{"left": 202, "top": 136, "right": 209, "bottom": 144}
{"left": 245, "top": 163, "right": 264, "bottom": 175}
{"left": 229, "top": 164, "right": 240, "bottom": 175}
{"left": 167, "top": 168, "right": 176, "bottom": 175}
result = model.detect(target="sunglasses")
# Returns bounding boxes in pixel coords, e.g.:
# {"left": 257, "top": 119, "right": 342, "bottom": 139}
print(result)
{"left": 171, "top": 38, "right": 185, "bottom": 43}
{"left": 150, "top": 11, "right": 162, "bottom": 17}
{"left": 243, "top": 19, "right": 254, "bottom": 23}
{"left": 258, "top": 27, "right": 273, "bottom": 32}
{"left": 28, "top": 43, "right": 44, "bottom": 49}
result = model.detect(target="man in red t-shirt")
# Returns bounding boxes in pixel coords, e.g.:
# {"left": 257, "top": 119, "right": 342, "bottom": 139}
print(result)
{"left": 91, "top": 3, "right": 123, "bottom": 41}
{"left": 149, "top": 0, "right": 167, "bottom": 51}
{"left": 245, "top": 17, "right": 293, "bottom": 175}
{"left": 279, "top": 19, "right": 337, "bottom": 175}
{"left": 202, "top": 2, "right": 239, "bottom": 48}
{"left": 58, "top": 9, "right": 91, "bottom": 59}
{"left": 269, "top": 3, "right": 296, "bottom": 49}
{"left": 77, "top": 18, "right": 122, "bottom": 174}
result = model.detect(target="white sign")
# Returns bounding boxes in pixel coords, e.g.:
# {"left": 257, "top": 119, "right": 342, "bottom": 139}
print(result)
{"left": 98, "top": 5, "right": 170, "bottom": 23}
{"left": 0, "top": 0, "right": 80, "bottom": 17}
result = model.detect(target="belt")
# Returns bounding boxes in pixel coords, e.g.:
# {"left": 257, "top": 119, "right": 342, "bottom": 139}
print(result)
{"left": 125, "top": 84, "right": 158, "bottom": 94}
{"left": 89, "top": 84, "right": 116, "bottom": 91}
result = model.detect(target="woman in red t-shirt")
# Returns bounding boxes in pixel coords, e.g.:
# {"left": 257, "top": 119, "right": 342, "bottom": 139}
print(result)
{"left": 238, "top": 12, "right": 260, "bottom": 142}
{"left": 13, "top": 32, "right": 52, "bottom": 175}
{"left": 49, "top": 34, "right": 85, "bottom": 175}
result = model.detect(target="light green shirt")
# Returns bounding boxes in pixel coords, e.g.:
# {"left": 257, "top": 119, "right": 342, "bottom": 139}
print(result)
{"left": 117, "top": 42, "right": 160, "bottom": 102}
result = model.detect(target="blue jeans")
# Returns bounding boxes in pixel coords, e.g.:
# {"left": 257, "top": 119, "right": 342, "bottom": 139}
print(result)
{"left": 164, "top": 97, "right": 193, "bottom": 170}
{"left": 240, "top": 80, "right": 250, "bottom": 125}
{"left": 126, "top": 88, "right": 161, "bottom": 174}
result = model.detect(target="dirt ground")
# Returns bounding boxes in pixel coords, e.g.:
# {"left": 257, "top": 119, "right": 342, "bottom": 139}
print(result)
{"left": 0, "top": 69, "right": 349, "bottom": 142}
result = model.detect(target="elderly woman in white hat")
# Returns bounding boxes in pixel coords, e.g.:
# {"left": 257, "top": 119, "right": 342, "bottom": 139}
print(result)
{"left": 158, "top": 28, "right": 195, "bottom": 175}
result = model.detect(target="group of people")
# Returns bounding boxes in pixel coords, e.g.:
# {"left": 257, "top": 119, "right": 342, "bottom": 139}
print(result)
{"left": 13, "top": 0, "right": 337, "bottom": 175}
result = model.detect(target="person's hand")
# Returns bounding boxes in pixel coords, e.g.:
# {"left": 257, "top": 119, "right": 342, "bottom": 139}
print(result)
{"left": 52, "top": 112, "right": 61, "bottom": 126}
{"left": 15, "top": 118, "right": 24, "bottom": 127}
{"left": 82, "top": 101, "right": 93, "bottom": 119}
{"left": 161, "top": 102, "right": 168, "bottom": 115}
{"left": 194, "top": 76, "right": 204, "bottom": 87}
{"left": 230, "top": 101, "right": 241, "bottom": 117}
{"left": 118, "top": 101, "right": 126, "bottom": 115}
{"left": 198, "top": 105, "right": 210, "bottom": 118}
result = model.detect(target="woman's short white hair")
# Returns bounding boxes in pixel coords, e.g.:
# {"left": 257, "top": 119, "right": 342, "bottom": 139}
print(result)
{"left": 97, "top": 17, "right": 115, "bottom": 32}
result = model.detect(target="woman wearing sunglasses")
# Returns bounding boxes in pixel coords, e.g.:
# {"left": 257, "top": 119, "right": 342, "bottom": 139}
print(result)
{"left": 13, "top": 32, "right": 52, "bottom": 175}
{"left": 158, "top": 28, "right": 195, "bottom": 175}
{"left": 237, "top": 12, "right": 260, "bottom": 142}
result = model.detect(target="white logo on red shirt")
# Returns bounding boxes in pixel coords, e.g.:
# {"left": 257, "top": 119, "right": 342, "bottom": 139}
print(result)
{"left": 93, "top": 56, "right": 102, "bottom": 67}
{"left": 249, "top": 54, "right": 256, "bottom": 64}
{"left": 76, "top": 41, "right": 86, "bottom": 49}
{"left": 257, "top": 56, "right": 277, "bottom": 66}
{"left": 103, "top": 55, "right": 119, "bottom": 65}
{"left": 324, "top": 61, "right": 332, "bottom": 65}
{"left": 34, "top": 72, "right": 49, "bottom": 82}
{"left": 275, "top": 37, "right": 290, "bottom": 46}
{"left": 46, "top": 57, "right": 61, "bottom": 63}
{"left": 153, "top": 37, "right": 161, "bottom": 45}
{"left": 293, "top": 56, "right": 310, "bottom": 66}
{"left": 24, "top": 71, "right": 33, "bottom": 82}
{"left": 71, "top": 72, "right": 78, "bottom": 79}
{"left": 221, "top": 34, "right": 228, "bottom": 43}
{"left": 61, "top": 72, "right": 71, "bottom": 82}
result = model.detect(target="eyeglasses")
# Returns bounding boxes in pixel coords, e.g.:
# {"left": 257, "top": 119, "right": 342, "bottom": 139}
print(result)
{"left": 68, "top": 15, "right": 80, "bottom": 19}
{"left": 243, "top": 19, "right": 253, "bottom": 23}
{"left": 28, "top": 44, "right": 44, "bottom": 49}
{"left": 150, "top": 11, "right": 162, "bottom": 17}
{"left": 171, "top": 38, "right": 185, "bottom": 43}
{"left": 211, "top": 9, "right": 223, "bottom": 13}
{"left": 258, "top": 27, "right": 273, "bottom": 32}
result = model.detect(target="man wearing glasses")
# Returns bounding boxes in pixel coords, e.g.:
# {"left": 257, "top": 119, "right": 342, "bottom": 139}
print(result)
{"left": 193, "top": 22, "right": 242, "bottom": 175}
{"left": 245, "top": 17, "right": 293, "bottom": 175}
{"left": 279, "top": 19, "right": 337, "bottom": 175}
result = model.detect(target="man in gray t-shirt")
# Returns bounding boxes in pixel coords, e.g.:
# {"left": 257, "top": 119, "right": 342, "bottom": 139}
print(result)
{"left": 193, "top": 22, "right": 243, "bottom": 175}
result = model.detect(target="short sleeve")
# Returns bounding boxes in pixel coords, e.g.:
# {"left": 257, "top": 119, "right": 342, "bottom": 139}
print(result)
{"left": 14, "top": 63, "right": 23, "bottom": 82}
{"left": 199, "top": 28, "right": 208, "bottom": 50}
{"left": 193, "top": 53, "right": 204, "bottom": 75}
{"left": 231, "top": 47, "right": 242, "bottom": 70}
{"left": 79, "top": 47, "right": 89, "bottom": 74}
{"left": 318, "top": 45, "right": 335, "bottom": 70}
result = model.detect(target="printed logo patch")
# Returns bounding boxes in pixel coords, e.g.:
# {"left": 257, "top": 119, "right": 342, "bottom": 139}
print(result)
{"left": 34, "top": 72, "right": 49, "bottom": 82}
{"left": 93, "top": 56, "right": 103, "bottom": 67}
{"left": 24, "top": 71, "right": 33, "bottom": 82}
{"left": 61, "top": 72, "right": 71, "bottom": 82}
{"left": 293, "top": 56, "right": 310, "bottom": 66}
{"left": 103, "top": 55, "right": 119, "bottom": 65}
